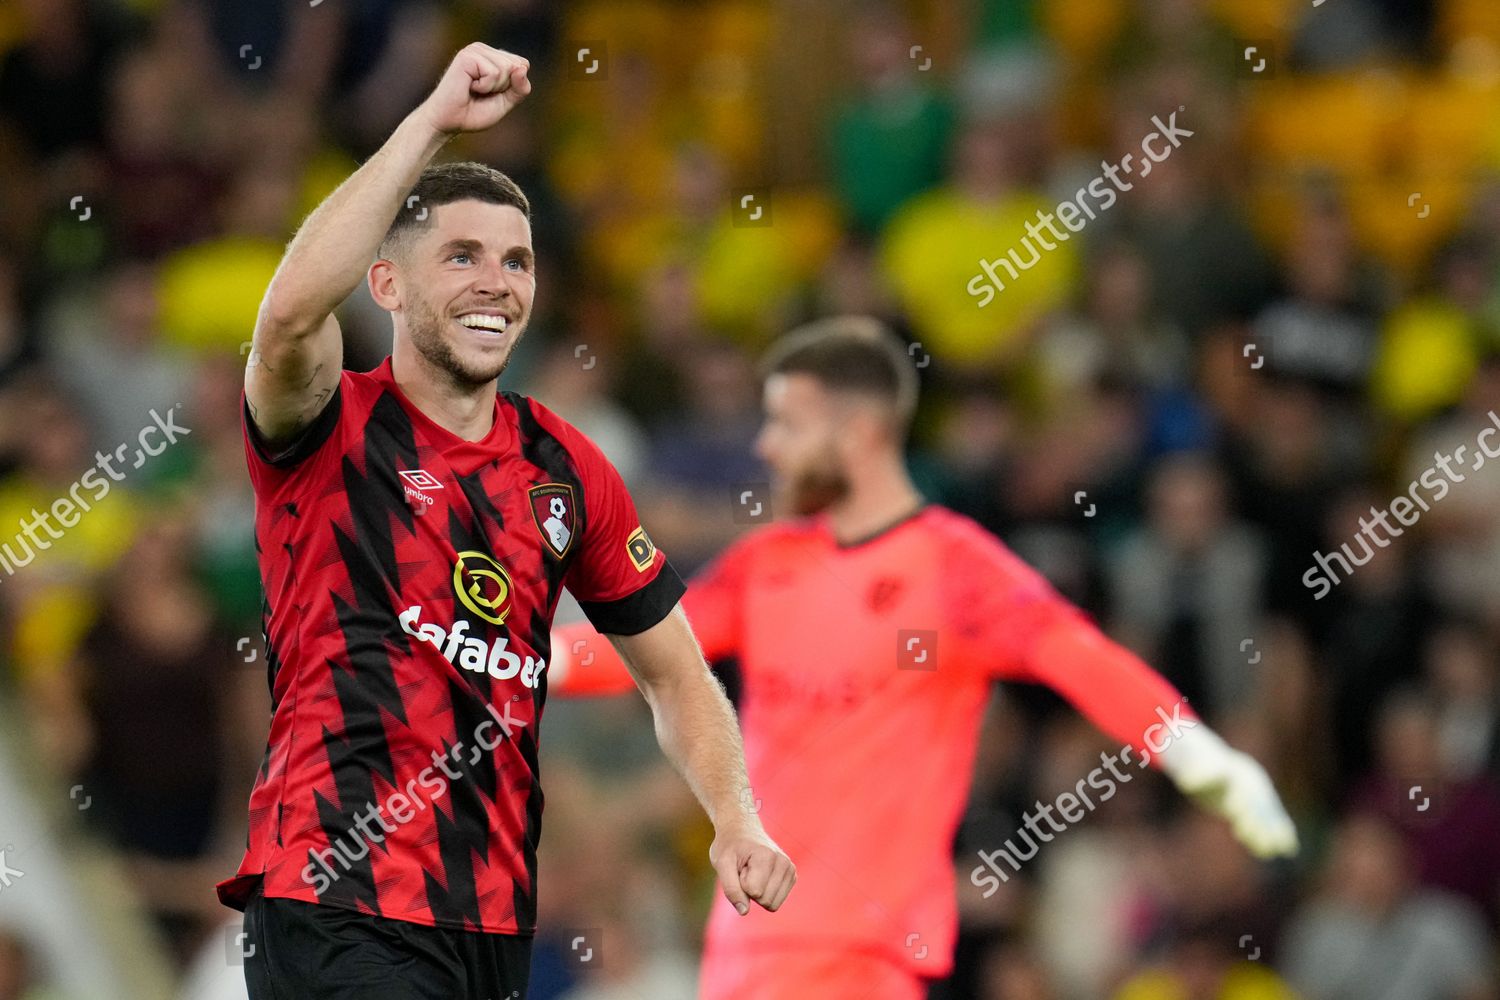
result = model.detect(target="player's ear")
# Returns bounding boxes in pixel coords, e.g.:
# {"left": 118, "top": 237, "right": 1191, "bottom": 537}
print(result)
{"left": 846, "top": 397, "right": 888, "bottom": 447}
{"left": 368, "top": 257, "right": 401, "bottom": 312}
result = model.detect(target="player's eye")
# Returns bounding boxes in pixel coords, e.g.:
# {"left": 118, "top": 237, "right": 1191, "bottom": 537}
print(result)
{"left": 504, "top": 258, "right": 522, "bottom": 270}
{"left": 450, "top": 252, "right": 472, "bottom": 265}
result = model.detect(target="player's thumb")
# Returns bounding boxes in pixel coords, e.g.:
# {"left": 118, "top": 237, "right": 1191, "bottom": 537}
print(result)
{"left": 713, "top": 852, "right": 750, "bottom": 916}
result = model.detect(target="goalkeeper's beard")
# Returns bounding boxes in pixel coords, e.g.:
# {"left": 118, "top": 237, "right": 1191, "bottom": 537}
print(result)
{"left": 783, "top": 447, "right": 851, "bottom": 516}
{"left": 405, "top": 291, "right": 523, "bottom": 389}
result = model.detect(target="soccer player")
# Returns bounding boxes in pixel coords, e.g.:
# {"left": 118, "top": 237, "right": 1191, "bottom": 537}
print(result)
{"left": 218, "top": 44, "right": 794, "bottom": 999}
{"left": 552, "top": 316, "right": 1299, "bottom": 1000}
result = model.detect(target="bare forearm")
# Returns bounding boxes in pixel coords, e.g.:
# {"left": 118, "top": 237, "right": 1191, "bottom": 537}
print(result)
{"left": 641, "top": 668, "right": 755, "bottom": 828}
{"left": 606, "top": 605, "right": 794, "bottom": 912}
{"left": 607, "top": 607, "right": 757, "bottom": 827}
{"left": 265, "top": 111, "right": 451, "bottom": 326}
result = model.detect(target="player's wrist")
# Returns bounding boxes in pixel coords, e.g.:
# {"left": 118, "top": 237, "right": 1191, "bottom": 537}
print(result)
{"left": 1157, "top": 727, "right": 1299, "bottom": 856}
{"left": 1154, "top": 723, "right": 1238, "bottom": 792}
{"left": 710, "top": 799, "right": 764, "bottom": 839}
{"left": 406, "top": 105, "right": 459, "bottom": 149}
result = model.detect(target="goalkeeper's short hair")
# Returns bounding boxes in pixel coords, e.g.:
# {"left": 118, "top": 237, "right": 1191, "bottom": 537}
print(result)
{"left": 760, "top": 316, "right": 919, "bottom": 438}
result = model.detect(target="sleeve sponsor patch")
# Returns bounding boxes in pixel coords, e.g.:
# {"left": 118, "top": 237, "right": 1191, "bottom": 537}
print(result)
{"left": 626, "top": 526, "right": 655, "bottom": 572}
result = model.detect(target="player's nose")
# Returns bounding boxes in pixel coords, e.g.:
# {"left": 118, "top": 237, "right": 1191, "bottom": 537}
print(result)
{"left": 752, "top": 427, "right": 780, "bottom": 468}
{"left": 470, "top": 260, "right": 511, "bottom": 298}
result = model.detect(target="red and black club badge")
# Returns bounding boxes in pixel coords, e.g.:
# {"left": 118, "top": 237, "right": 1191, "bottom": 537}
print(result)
{"left": 529, "top": 483, "right": 576, "bottom": 558}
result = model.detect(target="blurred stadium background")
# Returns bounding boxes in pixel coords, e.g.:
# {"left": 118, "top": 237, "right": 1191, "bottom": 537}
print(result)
{"left": 2, "top": 0, "right": 1500, "bottom": 997}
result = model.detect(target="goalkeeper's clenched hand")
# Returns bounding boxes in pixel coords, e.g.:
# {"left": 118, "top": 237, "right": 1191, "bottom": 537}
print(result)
{"left": 1157, "top": 726, "right": 1299, "bottom": 858}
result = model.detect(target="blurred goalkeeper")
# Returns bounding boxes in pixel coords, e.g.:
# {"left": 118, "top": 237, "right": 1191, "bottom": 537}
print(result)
{"left": 553, "top": 316, "right": 1298, "bottom": 1000}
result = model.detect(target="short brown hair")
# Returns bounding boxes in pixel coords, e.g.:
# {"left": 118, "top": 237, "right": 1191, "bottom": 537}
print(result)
{"left": 760, "top": 315, "right": 920, "bottom": 434}
{"left": 379, "top": 161, "right": 531, "bottom": 263}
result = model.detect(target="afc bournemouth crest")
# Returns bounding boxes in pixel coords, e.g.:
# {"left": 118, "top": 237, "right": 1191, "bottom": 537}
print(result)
{"left": 529, "top": 483, "right": 576, "bottom": 558}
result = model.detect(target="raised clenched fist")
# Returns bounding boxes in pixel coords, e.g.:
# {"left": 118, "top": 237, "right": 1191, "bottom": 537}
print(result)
{"left": 419, "top": 43, "right": 531, "bottom": 137}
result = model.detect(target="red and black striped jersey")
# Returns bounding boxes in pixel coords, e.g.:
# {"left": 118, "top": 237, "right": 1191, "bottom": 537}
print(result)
{"left": 217, "top": 357, "right": 683, "bottom": 934}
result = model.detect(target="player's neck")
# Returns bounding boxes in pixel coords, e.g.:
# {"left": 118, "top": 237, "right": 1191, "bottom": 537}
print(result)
{"left": 390, "top": 352, "right": 497, "bottom": 441}
{"left": 825, "top": 463, "right": 924, "bottom": 547}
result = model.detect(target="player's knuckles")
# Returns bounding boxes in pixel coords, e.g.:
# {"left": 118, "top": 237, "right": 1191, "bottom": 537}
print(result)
{"left": 479, "top": 47, "right": 525, "bottom": 71}
{"left": 750, "top": 846, "right": 781, "bottom": 875}
{"left": 740, "top": 867, "right": 771, "bottom": 897}
{"left": 745, "top": 864, "right": 777, "bottom": 896}
{"left": 469, "top": 42, "right": 508, "bottom": 66}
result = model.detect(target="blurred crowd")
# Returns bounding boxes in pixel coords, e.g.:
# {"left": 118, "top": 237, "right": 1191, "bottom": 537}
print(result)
{"left": 3, "top": 0, "right": 1500, "bottom": 997}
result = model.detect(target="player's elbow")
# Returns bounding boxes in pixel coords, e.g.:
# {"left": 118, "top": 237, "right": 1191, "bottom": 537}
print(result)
{"left": 258, "top": 281, "right": 333, "bottom": 343}
{"left": 255, "top": 306, "right": 323, "bottom": 349}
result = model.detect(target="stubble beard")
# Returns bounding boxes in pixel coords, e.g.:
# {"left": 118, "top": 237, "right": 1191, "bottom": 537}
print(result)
{"left": 405, "top": 292, "right": 523, "bottom": 389}
{"left": 786, "top": 446, "right": 851, "bottom": 516}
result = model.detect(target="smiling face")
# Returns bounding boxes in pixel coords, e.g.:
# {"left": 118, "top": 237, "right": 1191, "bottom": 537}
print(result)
{"left": 373, "top": 198, "right": 536, "bottom": 389}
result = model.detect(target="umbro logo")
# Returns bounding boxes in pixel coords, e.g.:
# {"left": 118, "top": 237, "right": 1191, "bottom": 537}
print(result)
{"left": 398, "top": 469, "right": 444, "bottom": 491}
{"left": 399, "top": 469, "right": 443, "bottom": 513}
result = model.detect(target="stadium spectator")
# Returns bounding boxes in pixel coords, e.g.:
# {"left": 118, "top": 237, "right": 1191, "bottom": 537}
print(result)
{"left": 0, "top": 375, "right": 141, "bottom": 710}
{"left": 1401, "top": 352, "right": 1500, "bottom": 618}
{"left": 880, "top": 111, "right": 1076, "bottom": 374}
{"left": 1424, "top": 618, "right": 1500, "bottom": 781}
{"left": 1036, "top": 238, "right": 1189, "bottom": 405}
{"left": 1106, "top": 453, "right": 1265, "bottom": 717}
{"left": 64, "top": 514, "right": 239, "bottom": 968}
{"left": 1372, "top": 235, "right": 1499, "bottom": 425}
{"left": 1351, "top": 687, "right": 1500, "bottom": 926}
{"left": 1314, "top": 485, "right": 1434, "bottom": 785}
{"left": 1281, "top": 813, "right": 1494, "bottom": 1000}
{"left": 39, "top": 261, "right": 188, "bottom": 457}
{"left": 825, "top": 3, "right": 955, "bottom": 237}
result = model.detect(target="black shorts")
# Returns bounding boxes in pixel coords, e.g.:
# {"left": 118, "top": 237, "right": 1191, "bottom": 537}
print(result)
{"left": 242, "top": 890, "right": 532, "bottom": 1000}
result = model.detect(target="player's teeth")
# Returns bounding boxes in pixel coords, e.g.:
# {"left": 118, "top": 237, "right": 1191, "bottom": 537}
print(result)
{"left": 458, "top": 315, "right": 507, "bottom": 332}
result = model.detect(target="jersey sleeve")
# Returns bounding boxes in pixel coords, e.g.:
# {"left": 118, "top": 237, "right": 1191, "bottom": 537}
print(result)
{"left": 240, "top": 374, "right": 345, "bottom": 500}
{"left": 563, "top": 429, "right": 686, "bottom": 636}
{"left": 949, "top": 529, "right": 1195, "bottom": 754}
{"left": 947, "top": 532, "right": 1083, "bottom": 678}
{"left": 549, "top": 532, "right": 750, "bottom": 697}
{"left": 678, "top": 535, "right": 752, "bottom": 663}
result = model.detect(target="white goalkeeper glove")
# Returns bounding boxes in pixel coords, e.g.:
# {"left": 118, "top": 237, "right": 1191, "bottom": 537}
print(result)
{"left": 1156, "top": 725, "right": 1299, "bottom": 858}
